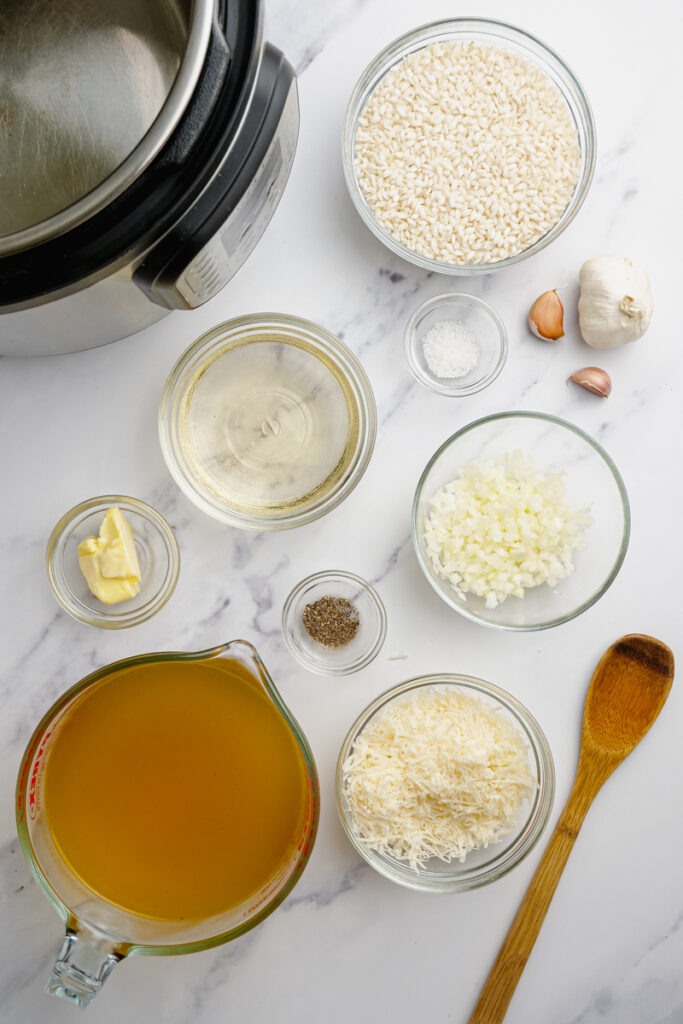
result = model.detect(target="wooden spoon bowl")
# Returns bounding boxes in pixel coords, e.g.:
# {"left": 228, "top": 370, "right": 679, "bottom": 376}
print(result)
{"left": 584, "top": 635, "right": 674, "bottom": 753}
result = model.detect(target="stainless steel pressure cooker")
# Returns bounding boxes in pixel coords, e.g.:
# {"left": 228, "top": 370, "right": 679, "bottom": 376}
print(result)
{"left": 0, "top": 0, "right": 298, "bottom": 355}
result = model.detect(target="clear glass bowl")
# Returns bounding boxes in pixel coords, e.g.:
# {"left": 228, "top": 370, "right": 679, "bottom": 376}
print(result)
{"left": 46, "top": 495, "right": 180, "bottom": 628}
{"left": 404, "top": 293, "right": 508, "bottom": 396}
{"left": 336, "top": 674, "right": 555, "bottom": 892}
{"left": 412, "top": 412, "right": 630, "bottom": 631}
{"left": 282, "top": 571, "right": 387, "bottom": 676}
{"left": 343, "top": 18, "right": 596, "bottom": 274}
{"left": 159, "top": 315, "right": 377, "bottom": 530}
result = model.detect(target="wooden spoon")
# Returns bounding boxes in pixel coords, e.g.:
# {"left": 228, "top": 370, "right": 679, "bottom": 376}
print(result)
{"left": 468, "top": 634, "right": 674, "bottom": 1024}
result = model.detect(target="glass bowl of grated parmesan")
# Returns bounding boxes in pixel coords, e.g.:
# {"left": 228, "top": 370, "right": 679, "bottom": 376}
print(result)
{"left": 412, "top": 412, "right": 630, "bottom": 630}
{"left": 336, "top": 675, "right": 555, "bottom": 892}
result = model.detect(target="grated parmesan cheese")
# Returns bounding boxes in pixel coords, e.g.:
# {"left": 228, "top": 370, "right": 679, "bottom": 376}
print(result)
{"left": 342, "top": 685, "right": 536, "bottom": 869}
{"left": 424, "top": 451, "right": 592, "bottom": 609}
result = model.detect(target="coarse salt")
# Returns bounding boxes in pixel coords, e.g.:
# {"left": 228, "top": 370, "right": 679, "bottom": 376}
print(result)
{"left": 422, "top": 320, "right": 479, "bottom": 379}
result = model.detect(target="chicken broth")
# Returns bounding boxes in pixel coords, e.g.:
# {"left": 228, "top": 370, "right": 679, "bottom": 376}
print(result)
{"left": 43, "top": 657, "right": 309, "bottom": 921}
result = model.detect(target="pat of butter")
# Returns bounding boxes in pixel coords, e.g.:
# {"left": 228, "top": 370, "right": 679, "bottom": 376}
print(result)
{"left": 77, "top": 507, "right": 141, "bottom": 605}
{"left": 97, "top": 507, "right": 140, "bottom": 579}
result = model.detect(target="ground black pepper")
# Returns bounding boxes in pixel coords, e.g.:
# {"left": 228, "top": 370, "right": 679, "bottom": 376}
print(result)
{"left": 302, "top": 596, "right": 360, "bottom": 648}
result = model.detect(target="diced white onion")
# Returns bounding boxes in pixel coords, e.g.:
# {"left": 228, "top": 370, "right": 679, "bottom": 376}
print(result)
{"left": 424, "top": 451, "right": 592, "bottom": 608}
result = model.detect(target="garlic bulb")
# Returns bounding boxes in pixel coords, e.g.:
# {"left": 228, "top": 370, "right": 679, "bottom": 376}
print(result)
{"left": 578, "top": 256, "right": 653, "bottom": 348}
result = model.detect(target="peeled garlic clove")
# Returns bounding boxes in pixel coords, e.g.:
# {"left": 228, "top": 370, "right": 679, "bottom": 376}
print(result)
{"left": 528, "top": 290, "right": 565, "bottom": 341}
{"left": 568, "top": 367, "right": 612, "bottom": 397}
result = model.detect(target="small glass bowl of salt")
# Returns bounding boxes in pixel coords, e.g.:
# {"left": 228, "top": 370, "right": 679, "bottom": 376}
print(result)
{"left": 404, "top": 292, "right": 507, "bottom": 396}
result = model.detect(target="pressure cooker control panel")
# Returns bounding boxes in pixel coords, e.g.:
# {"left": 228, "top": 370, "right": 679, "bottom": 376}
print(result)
{"left": 177, "top": 80, "right": 298, "bottom": 307}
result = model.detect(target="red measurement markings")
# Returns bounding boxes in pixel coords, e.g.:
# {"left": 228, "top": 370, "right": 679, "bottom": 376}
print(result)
{"left": 16, "top": 728, "right": 53, "bottom": 823}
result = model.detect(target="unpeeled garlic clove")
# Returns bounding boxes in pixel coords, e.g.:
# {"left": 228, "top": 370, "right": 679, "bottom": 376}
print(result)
{"left": 568, "top": 367, "right": 612, "bottom": 397}
{"left": 528, "top": 290, "right": 565, "bottom": 341}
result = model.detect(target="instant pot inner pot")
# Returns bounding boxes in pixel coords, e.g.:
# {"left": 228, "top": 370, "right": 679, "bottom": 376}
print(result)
{"left": 0, "top": 0, "right": 209, "bottom": 244}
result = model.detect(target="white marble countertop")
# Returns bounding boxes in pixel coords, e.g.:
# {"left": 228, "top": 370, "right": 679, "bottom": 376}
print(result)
{"left": 1, "top": 0, "right": 681, "bottom": 1021}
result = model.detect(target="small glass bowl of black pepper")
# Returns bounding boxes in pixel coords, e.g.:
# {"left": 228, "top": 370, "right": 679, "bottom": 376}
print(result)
{"left": 282, "top": 571, "right": 387, "bottom": 676}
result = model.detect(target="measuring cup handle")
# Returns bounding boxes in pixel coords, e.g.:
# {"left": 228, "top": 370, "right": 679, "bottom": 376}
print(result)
{"left": 47, "top": 929, "right": 123, "bottom": 1008}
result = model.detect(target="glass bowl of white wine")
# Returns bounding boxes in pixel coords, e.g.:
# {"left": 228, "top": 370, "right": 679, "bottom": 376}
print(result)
{"left": 159, "top": 315, "right": 377, "bottom": 530}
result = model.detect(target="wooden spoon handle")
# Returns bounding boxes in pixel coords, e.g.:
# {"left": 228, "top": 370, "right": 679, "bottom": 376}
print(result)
{"left": 469, "top": 635, "right": 674, "bottom": 1023}
{"left": 468, "top": 777, "right": 595, "bottom": 1024}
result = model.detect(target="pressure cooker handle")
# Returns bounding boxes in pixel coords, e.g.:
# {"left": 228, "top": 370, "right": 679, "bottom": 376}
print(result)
{"left": 133, "top": 44, "right": 298, "bottom": 310}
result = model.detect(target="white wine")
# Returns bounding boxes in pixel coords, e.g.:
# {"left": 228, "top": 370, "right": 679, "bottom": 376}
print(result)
{"left": 179, "top": 335, "right": 359, "bottom": 514}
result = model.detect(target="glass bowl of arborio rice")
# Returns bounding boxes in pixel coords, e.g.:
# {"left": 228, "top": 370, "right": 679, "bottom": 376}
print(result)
{"left": 343, "top": 18, "right": 596, "bottom": 273}
{"left": 336, "top": 675, "right": 555, "bottom": 892}
{"left": 412, "top": 412, "right": 630, "bottom": 630}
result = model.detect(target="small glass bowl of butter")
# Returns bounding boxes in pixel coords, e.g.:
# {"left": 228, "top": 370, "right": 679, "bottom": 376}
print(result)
{"left": 46, "top": 495, "right": 180, "bottom": 628}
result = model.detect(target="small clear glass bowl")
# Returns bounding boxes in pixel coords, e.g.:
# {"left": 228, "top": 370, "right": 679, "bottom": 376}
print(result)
{"left": 336, "top": 675, "right": 555, "bottom": 892}
{"left": 46, "top": 495, "right": 180, "bottom": 629}
{"left": 159, "top": 315, "right": 377, "bottom": 531}
{"left": 412, "top": 412, "right": 630, "bottom": 631}
{"left": 404, "top": 293, "right": 507, "bottom": 396}
{"left": 282, "top": 571, "right": 387, "bottom": 676}
{"left": 343, "top": 18, "right": 596, "bottom": 274}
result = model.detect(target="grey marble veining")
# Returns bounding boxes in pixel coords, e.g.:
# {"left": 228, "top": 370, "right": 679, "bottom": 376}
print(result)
{"left": 1, "top": 0, "right": 682, "bottom": 1021}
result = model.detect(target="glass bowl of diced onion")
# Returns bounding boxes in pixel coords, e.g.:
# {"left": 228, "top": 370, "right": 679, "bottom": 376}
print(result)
{"left": 412, "top": 412, "right": 630, "bottom": 631}
{"left": 336, "top": 675, "right": 555, "bottom": 892}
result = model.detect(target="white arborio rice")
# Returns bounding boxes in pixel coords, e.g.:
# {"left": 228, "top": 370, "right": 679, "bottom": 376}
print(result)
{"left": 424, "top": 451, "right": 592, "bottom": 608}
{"left": 354, "top": 40, "right": 581, "bottom": 265}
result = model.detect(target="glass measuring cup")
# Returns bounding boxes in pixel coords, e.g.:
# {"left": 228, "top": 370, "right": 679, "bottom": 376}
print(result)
{"left": 15, "top": 640, "right": 319, "bottom": 1008}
